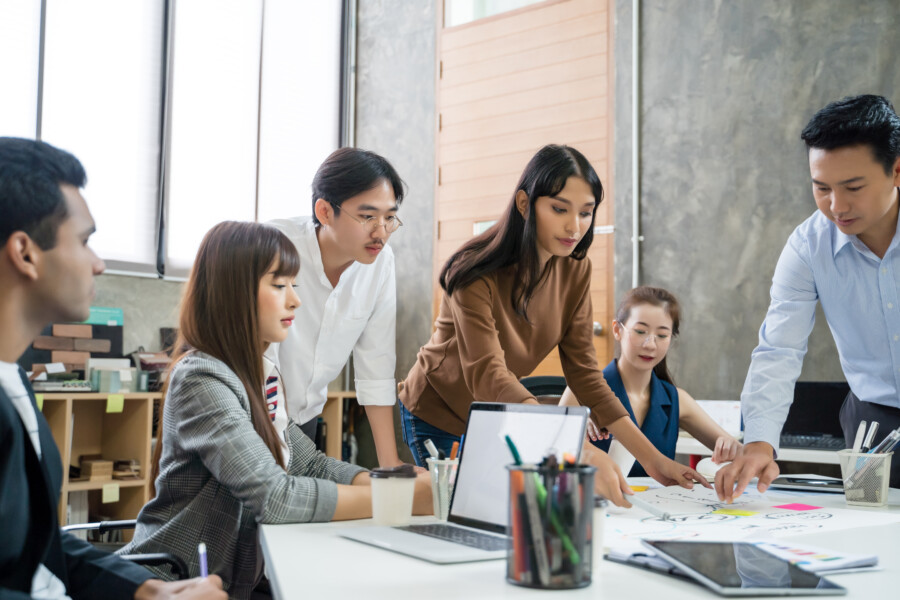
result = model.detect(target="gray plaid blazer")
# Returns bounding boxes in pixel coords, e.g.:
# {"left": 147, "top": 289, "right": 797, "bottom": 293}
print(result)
{"left": 118, "top": 352, "right": 365, "bottom": 599}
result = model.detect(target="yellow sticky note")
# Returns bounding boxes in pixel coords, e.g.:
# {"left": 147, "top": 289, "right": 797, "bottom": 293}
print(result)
{"left": 713, "top": 508, "right": 758, "bottom": 516}
{"left": 629, "top": 485, "right": 649, "bottom": 492}
{"left": 102, "top": 483, "right": 120, "bottom": 504}
{"left": 106, "top": 394, "right": 124, "bottom": 413}
{"left": 35, "top": 394, "right": 44, "bottom": 411}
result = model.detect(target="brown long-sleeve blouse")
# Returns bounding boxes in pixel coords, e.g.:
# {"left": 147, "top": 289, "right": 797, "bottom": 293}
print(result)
{"left": 399, "top": 256, "right": 628, "bottom": 436}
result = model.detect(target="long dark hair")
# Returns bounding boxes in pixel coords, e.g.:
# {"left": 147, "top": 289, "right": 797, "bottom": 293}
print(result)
{"left": 615, "top": 286, "right": 681, "bottom": 386}
{"left": 151, "top": 221, "right": 300, "bottom": 491}
{"left": 439, "top": 144, "right": 603, "bottom": 319}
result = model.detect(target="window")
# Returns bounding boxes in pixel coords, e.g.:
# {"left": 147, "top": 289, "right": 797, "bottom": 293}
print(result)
{"left": 41, "top": 0, "right": 164, "bottom": 272}
{"left": 0, "top": 0, "right": 41, "bottom": 138}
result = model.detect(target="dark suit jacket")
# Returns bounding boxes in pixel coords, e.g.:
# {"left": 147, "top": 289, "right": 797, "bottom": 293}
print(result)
{"left": 0, "top": 368, "right": 153, "bottom": 599}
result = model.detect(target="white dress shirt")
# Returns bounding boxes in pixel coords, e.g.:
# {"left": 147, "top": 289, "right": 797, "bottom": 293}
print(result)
{"left": 742, "top": 208, "right": 900, "bottom": 452}
{"left": 265, "top": 216, "right": 397, "bottom": 425}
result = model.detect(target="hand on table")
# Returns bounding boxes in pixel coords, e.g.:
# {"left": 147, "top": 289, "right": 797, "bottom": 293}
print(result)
{"left": 134, "top": 575, "right": 226, "bottom": 600}
{"left": 714, "top": 442, "right": 779, "bottom": 502}
{"left": 711, "top": 436, "right": 743, "bottom": 464}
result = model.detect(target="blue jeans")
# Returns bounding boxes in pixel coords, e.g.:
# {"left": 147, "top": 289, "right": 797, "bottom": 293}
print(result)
{"left": 399, "top": 401, "right": 460, "bottom": 467}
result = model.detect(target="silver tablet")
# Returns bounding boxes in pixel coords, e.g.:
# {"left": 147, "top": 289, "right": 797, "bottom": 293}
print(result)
{"left": 641, "top": 540, "right": 847, "bottom": 596}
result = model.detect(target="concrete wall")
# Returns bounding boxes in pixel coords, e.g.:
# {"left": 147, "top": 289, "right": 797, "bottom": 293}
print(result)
{"left": 349, "top": 0, "right": 438, "bottom": 465}
{"left": 93, "top": 274, "right": 182, "bottom": 353}
{"left": 613, "top": 0, "right": 900, "bottom": 399}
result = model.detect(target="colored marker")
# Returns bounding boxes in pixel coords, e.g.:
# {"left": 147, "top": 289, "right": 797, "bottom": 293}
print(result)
{"left": 627, "top": 493, "right": 671, "bottom": 521}
{"left": 423, "top": 438, "right": 439, "bottom": 460}
{"left": 450, "top": 441, "right": 460, "bottom": 460}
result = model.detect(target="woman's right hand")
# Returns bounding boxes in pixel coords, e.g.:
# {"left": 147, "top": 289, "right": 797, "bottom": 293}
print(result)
{"left": 585, "top": 419, "right": 611, "bottom": 442}
{"left": 412, "top": 471, "right": 434, "bottom": 515}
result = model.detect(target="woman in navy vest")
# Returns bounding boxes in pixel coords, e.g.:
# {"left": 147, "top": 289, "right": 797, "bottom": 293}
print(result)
{"left": 564, "top": 286, "right": 742, "bottom": 476}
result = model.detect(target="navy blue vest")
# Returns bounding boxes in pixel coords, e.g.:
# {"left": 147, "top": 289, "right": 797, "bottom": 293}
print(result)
{"left": 592, "top": 359, "right": 680, "bottom": 477}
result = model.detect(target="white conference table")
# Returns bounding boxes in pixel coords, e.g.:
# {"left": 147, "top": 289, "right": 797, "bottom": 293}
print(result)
{"left": 260, "top": 486, "right": 900, "bottom": 599}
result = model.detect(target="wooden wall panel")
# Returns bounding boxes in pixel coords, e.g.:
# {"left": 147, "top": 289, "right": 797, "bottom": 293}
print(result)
{"left": 436, "top": 0, "right": 615, "bottom": 377}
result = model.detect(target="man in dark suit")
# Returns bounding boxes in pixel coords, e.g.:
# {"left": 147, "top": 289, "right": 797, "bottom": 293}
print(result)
{"left": 0, "top": 137, "right": 225, "bottom": 599}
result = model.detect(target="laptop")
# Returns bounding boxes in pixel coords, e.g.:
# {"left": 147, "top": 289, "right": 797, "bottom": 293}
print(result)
{"left": 779, "top": 381, "right": 850, "bottom": 450}
{"left": 340, "top": 402, "right": 590, "bottom": 564}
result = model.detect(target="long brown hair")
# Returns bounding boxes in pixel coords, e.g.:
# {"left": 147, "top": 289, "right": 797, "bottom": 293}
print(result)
{"left": 439, "top": 144, "right": 603, "bottom": 320}
{"left": 615, "top": 286, "right": 681, "bottom": 386}
{"left": 151, "top": 221, "right": 300, "bottom": 491}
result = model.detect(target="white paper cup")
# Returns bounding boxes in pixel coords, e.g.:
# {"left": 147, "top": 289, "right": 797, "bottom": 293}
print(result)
{"left": 370, "top": 465, "right": 417, "bottom": 526}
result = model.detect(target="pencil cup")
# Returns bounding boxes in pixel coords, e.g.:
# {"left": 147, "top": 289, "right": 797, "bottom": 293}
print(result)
{"left": 506, "top": 464, "right": 596, "bottom": 589}
{"left": 837, "top": 449, "right": 892, "bottom": 507}
{"left": 426, "top": 457, "right": 458, "bottom": 521}
{"left": 370, "top": 464, "right": 417, "bottom": 526}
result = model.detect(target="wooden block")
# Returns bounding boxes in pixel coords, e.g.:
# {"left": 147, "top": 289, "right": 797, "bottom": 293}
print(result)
{"left": 52, "top": 323, "right": 93, "bottom": 338}
{"left": 82, "top": 459, "right": 114, "bottom": 481}
{"left": 73, "top": 338, "right": 112, "bottom": 353}
{"left": 33, "top": 336, "right": 75, "bottom": 351}
{"left": 50, "top": 350, "right": 90, "bottom": 365}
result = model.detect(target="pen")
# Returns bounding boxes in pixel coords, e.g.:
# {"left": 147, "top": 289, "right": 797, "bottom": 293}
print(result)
{"left": 423, "top": 438, "right": 440, "bottom": 460}
{"left": 198, "top": 542, "right": 208, "bottom": 578}
{"left": 861, "top": 421, "right": 879, "bottom": 453}
{"left": 450, "top": 441, "right": 460, "bottom": 460}
{"left": 852, "top": 421, "right": 867, "bottom": 452}
{"left": 627, "top": 493, "right": 671, "bottom": 521}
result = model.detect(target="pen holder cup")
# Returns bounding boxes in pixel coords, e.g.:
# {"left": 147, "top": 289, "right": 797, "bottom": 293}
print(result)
{"left": 506, "top": 464, "right": 596, "bottom": 589}
{"left": 426, "top": 457, "right": 458, "bottom": 521}
{"left": 837, "top": 449, "right": 893, "bottom": 507}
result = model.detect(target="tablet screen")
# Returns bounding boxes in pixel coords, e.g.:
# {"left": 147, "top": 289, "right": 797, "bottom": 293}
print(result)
{"left": 643, "top": 541, "right": 846, "bottom": 596}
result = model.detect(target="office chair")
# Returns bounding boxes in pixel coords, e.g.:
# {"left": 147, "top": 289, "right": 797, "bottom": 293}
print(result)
{"left": 62, "top": 520, "right": 189, "bottom": 580}
{"left": 519, "top": 375, "right": 567, "bottom": 404}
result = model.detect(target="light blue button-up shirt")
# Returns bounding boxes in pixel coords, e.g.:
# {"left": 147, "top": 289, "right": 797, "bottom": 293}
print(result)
{"left": 742, "top": 208, "right": 900, "bottom": 451}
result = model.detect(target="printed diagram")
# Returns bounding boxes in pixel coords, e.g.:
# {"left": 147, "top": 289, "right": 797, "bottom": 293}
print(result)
{"left": 603, "top": 485, "right": 885, "bottom": 548}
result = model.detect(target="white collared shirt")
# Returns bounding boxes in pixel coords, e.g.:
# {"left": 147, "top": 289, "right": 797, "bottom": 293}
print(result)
{"left": 264, "top": 217, "right": 396, "bottom": 424}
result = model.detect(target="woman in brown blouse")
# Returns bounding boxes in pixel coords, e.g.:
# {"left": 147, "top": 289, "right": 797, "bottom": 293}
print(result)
{"left": 398, "top": 144, "right": 708, "bottom": 505}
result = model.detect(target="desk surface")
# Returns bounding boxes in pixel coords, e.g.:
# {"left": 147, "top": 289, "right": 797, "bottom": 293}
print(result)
{"left": 260, "top": 486, "right": 900, "bottom": 599}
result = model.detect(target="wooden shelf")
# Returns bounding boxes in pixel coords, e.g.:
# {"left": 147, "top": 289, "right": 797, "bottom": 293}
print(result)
{"left": 323, "top": 390, "right": 355, "bottom": 459}
{"left": 67, "top": 478, "right": 148, "bottom": 492}
{"left": 39, "top": 392, "right": 160, "bottom": 528}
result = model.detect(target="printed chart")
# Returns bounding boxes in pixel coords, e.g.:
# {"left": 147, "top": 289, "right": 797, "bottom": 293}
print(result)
{"left": 605, "top": 485, "right": 900, "bottom": 553}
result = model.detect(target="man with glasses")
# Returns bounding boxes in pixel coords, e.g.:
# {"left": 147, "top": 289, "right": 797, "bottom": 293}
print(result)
{"left": 266, "top": 147, "right": 409, "bottom": 468}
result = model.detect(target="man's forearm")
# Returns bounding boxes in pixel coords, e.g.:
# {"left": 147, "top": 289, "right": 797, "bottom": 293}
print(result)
{"left": 364, "top": 404, "right": 402, "bottom": 467}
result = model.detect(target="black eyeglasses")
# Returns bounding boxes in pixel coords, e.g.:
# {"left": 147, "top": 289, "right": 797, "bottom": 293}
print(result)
{"left": 328, "top": 201, "right": 403, "bottom": 234}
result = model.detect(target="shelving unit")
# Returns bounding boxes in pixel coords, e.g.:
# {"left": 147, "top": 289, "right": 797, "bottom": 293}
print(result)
{"left": 39, "top": 392, "right": 159, "bottom": 531}
{"left": 322, "top": 390, "right": 355, "bottom": 459}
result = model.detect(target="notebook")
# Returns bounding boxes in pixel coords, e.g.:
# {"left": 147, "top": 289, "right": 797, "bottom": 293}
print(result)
{"left": 339, "top": 402, "right": 590, "bottom": 564}
{"left": 779, "top": 381, "right": 850, "bottom": 450}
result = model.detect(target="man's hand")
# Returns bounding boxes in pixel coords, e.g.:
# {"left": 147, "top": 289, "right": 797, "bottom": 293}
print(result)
{"left": 412, "top": 470, "right": 434, "bottom": 515}
{"left": 134, "top": 575, "right": 226, "bottom": 600}
{"left": 711, "top": 436, "right": 743, "bottom": 464}
{"left": 644, "top": 456, "right": 712, "bottom": 490}
{"left": 714, "top": 441, "right": 780, "bottom": 502}
{"left": 580, "top": 443, "right": 631, "bottom": 507}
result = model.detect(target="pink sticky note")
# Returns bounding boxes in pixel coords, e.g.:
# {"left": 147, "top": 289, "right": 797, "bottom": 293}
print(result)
{"left": 774, "top": 503, "right": 822, "bottom": 511}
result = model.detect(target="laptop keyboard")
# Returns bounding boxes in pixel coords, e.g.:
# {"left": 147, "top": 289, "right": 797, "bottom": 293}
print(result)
{"left": 401, "top": 523, "right": 508, "bottom": 551}
{"left": 780, "top": 434, "right": 845, "bottom": 450}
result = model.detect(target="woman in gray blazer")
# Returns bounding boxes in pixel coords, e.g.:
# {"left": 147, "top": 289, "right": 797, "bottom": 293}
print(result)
{"left": 120, "top": 222, "right": 431, "bottom": 599}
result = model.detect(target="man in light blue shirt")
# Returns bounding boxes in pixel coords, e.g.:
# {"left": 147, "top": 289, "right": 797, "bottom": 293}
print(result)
{"left": 717, "top": 95, "right": 900, "bottom": 500}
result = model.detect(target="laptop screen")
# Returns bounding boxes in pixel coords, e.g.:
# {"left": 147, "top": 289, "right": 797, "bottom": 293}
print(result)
{"left": 448, "top": 402, "right": 588, "bottom": 533}
{"left": 782, "top": 381, "right": 849, "bottom": 437}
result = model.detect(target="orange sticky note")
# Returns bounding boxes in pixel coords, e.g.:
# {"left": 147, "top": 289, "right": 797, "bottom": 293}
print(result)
{"left": 629, "top": 485, "right": 649, "bottom": 492}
